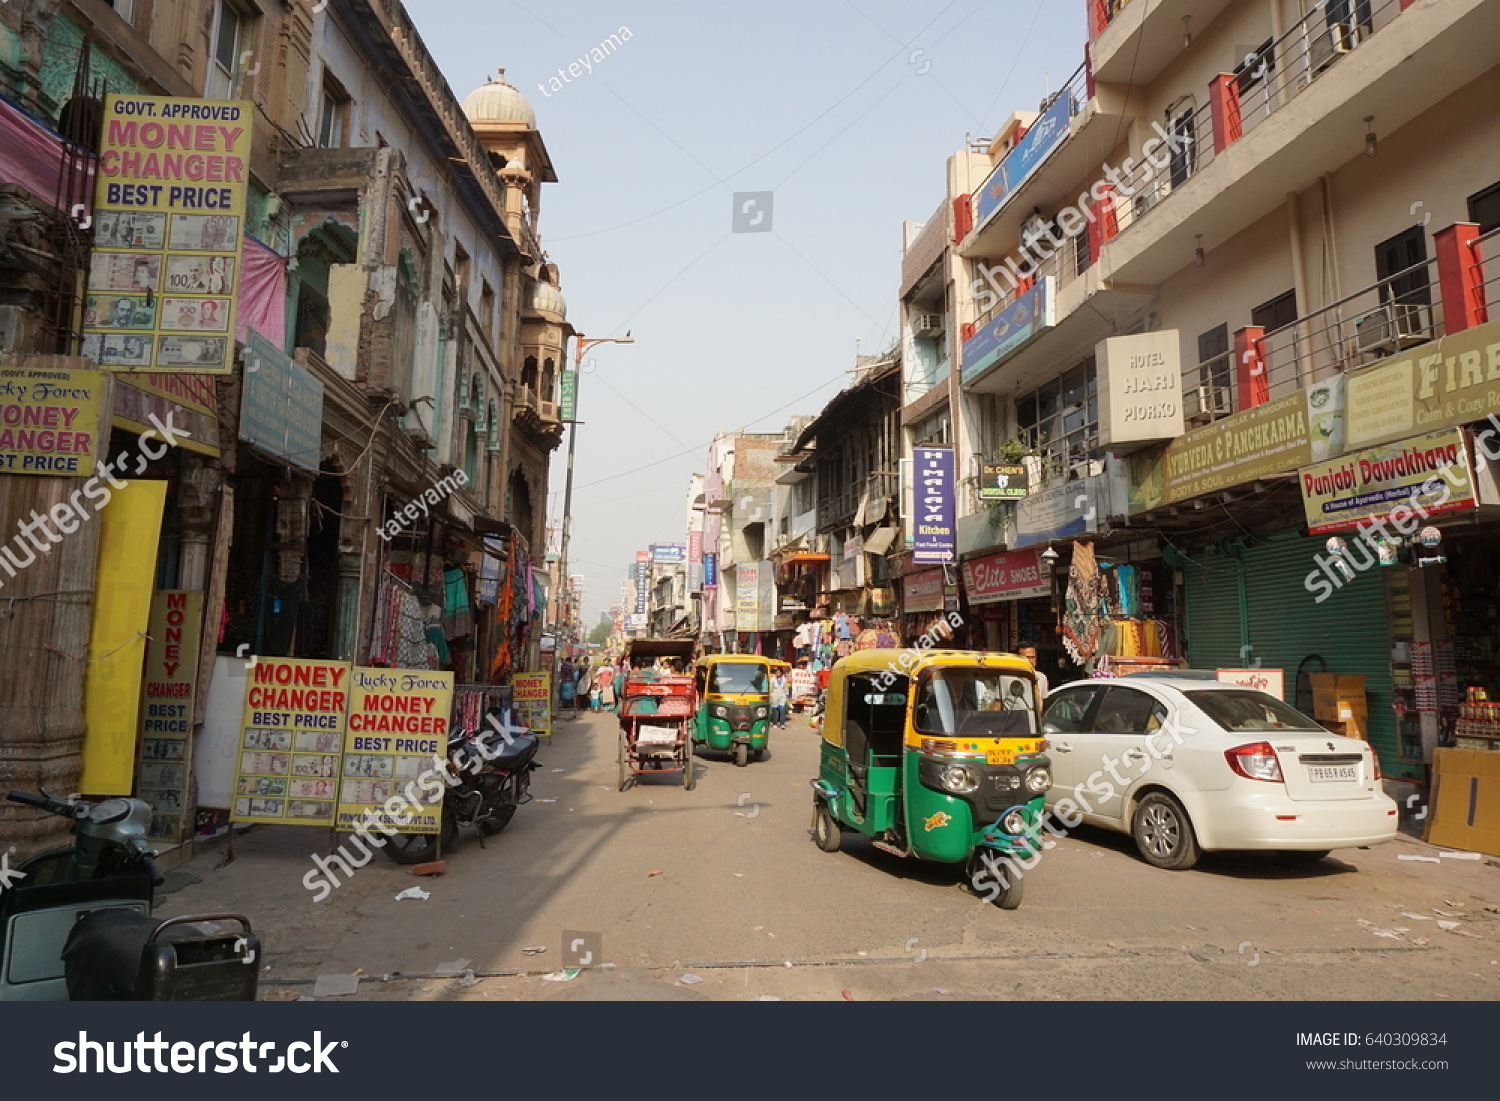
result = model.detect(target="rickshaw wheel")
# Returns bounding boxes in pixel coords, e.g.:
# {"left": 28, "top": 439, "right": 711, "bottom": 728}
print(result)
{"left": 812, "top": 803, "right": 841, "bottom": 852}
{"left": 617, "top": 733, "right": 631, "bottom": 792}
{"left": 732, "top": 743, "right": 750, "bottom": 768}
{"left": 966, "top": 850, "right": 1025, "bottom": 909}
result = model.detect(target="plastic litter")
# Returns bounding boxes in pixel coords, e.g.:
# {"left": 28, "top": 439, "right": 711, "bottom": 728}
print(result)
{"left": 1397, "top": 854, "right": 1440, "bottom": 863}
{"left": 541, "top": 969, "right": 581, "bottom": 982}
{"left": 1439, "top": 850, "right": 1481, "bottom": 860}
{"left": 458, "top": 971, "right": 480, "bottom": 988}
{"left": 679, "top": 974, "right": 703, "bottom": 985}
{"left": 1437, "top": 920, "right": 1460, "bottom": 931}
{"left": 551, "top": 768, "right": 565, "bottom": 773}
{"left": 757, "top": 995, "right": 780, "bottom": 1001}
{"left": 394, "top": 886, "right": 430, "bottom": 901}
{"left": 1398, "top": 912, "right": 1432, "bottom": 921}
{"left": 435, "top": 958, "right": 471, "bottom": 974}
{"left": 539, "top": 799, "right": 558, "bottom": 804}
{"left": 312, "top": 974, "right": 359, "bottom": 998}
{"left": 841, "top": 989, "right": 854, "bottom": 1001}
{"left": 648, "top": 869, "right": 662, "bottom": 877}
{"left": 522, "top": 946, "right": 548, "bottom": 955}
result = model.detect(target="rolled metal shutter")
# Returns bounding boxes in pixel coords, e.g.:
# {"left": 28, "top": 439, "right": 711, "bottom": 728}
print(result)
{"left": 1183, "top": 553, "right": 1245, "bottom": 670}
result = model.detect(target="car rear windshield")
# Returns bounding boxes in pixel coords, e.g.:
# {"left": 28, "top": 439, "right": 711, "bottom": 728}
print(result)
{"left": 1185, "top": 689, "right": 1325, "bottom": 732}
{"left": 709, "top": 663, "right": 768, "bottom": 695}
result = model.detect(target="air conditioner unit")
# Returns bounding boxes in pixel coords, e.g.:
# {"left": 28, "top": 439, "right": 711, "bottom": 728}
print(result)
{"left": 1353, "top": 303, "right": 1429, "bottom": 356}
{"left": 1132, "top": 184, "right": 1160, "bottom": 219}
{"left": 912, "top": 313, "right": 944, "bottom": 333}
{"left": 1310, "top": 24, "right": 1351, "bottom": 74}
{"left": 1020, "top": 213, "right": 1050, "bottom": 243}
{"left": 1184, "top": 385, "right": 1232, "bottom": 424}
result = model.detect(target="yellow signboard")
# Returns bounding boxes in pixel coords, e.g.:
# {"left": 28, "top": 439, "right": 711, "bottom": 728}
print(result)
{"left": 232, "top": 658, "right": 351, "bottom": 827}
{"left": 1345, "top": 317, "right": 1500, "bottom": 449}
{"left": 512, "top": 672, "right": 552, "bottom": 738}
{"left": 136, "top": 590, "right": 203, "bottom": 843}
{"left": 337, "top": 668, "right": 454, "bottom": 836}
{"left": 1298, "top": 428, "right": 1476, "bottom": 535}
{"left": 83, "top": 95, "right": 252, "bottom": 375}
{"left": 0, "top": 364, "right": 107, "bottom": 476}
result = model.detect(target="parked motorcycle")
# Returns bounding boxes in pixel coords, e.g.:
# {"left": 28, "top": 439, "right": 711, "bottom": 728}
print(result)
{"left": 384, "top": 711, "right": 541, "bottom": 864}
{"left": 1, "top": 791, "right": 259, "bottom": 1000}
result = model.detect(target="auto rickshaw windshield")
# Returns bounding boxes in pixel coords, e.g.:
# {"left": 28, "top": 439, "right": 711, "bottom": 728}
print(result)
{"left": 708, "top": 662, "right": 770, "bottom": 694}
{"left": 913, "top": 668, "right": 1038, "bottom": 736}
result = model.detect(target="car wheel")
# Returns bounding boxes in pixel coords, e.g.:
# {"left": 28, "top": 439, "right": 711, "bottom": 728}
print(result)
{"left": 812, "top": 803, "right": 841, "bottom": 852}
{"left": 1277, "top": 849, "right": 1331, "bottom": 865}
{"left": 1131, "top": 792, "right": 1200, "bottom": 870}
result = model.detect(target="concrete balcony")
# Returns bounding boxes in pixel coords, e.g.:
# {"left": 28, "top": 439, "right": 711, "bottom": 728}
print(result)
{"left": 1100, "top": 0, "right": 1498, "bottom": 288}
{"left": 1088, "top": 0, "right": 1236, "bottom": 85}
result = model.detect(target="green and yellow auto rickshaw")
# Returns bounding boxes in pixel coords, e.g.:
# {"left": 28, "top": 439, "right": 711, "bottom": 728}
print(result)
{"left": 692, "top": 654, "right": 772, "bottom": 767}
{"left": 809, "top": 649, "right": 1052, "bottom": 909}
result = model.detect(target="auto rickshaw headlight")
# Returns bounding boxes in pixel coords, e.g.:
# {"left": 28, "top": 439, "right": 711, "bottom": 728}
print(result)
{"left": 938, "top": 765, "right": 979, "bottom": 794}
{"left": 713, "top": 705, "right": 729, "bottom": 719}
{"left": 756, "top": 706, "right": 768, "bottom": 718}
{"left": 1024, "top": 766, "right": 1053, "bottom": 795}
{"left": 1002, "top": 810, "right": 1028, "bottom": 835}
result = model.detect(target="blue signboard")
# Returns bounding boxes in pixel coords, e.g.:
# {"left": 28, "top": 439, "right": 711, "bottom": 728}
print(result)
{"left": 912, "top": 446, "right": 956, "bottom": 564}
{"left": 961, "top": 277, "right": 1055, "bottom": 387}
{"left": 973, "top": 91, "right": 1074, "bottom": 231}
{"left": 634, "top": 562, "right": 648, "bottom": 614}
{"left": 703, "top": 552, "right": 718, "bottom": 588}
{"left": 241, "top": 332, "right": 323, "bottom": 471}
{"left": 652, "top": 543, "right": 686, "bottom": 564}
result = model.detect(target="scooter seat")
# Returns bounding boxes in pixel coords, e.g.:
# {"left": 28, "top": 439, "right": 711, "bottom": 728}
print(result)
{"left": 483, "top": 731, "right": 539, "bottom": 770}
{"left": 62, "top": 909, "right": 256, "bottom": 1001}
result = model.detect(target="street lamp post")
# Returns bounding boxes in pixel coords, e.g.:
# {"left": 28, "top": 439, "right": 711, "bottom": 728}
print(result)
{"left": 556, "top": 330, "right": 633, "bottom": 648}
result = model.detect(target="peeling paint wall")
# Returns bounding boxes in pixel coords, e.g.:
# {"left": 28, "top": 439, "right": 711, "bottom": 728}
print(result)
{"left": 325, "top": 265, "right": 364, "bottom": 380}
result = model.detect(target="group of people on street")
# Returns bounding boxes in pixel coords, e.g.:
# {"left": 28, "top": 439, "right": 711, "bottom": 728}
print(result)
{"left": 557, "top": 655, "right": 621, "bottom": 717}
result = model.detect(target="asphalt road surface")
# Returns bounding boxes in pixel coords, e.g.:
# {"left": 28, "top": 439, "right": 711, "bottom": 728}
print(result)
{"left": 168, "top": 710, "right": 1500, "bottom": 1001}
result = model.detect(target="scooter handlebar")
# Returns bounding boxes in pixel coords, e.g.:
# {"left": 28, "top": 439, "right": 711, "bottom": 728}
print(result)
{"left": 125, "top": 838, "right": 165, "bottom": 887}
{"left": 5, "top": 791, "right": 86, "bottom": 818}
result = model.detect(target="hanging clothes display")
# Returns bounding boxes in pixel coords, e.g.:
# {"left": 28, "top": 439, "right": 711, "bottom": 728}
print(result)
{"left": 1062, "top": 542, "right": 1107, "bottom": 665}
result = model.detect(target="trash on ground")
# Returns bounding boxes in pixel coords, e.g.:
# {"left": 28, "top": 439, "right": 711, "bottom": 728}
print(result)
{"left": 539, "top": 799, "right": 558, "bottom": 804}
{"left": 459, "top": 971, "right": 480, "bottom": 988}
{"left": 648, "top": 869, "right": 662, "bottom": 877}
{"left": 1438, "top": 850, "right": 1481, "bottom": 860}
{"left": 679, "top": 974, "right": 703, "bottom": 985}
{"left": 312, "top": 974, "right": 359, "bottom": 998}
{"left": 757, "top": 995, "right": 780, "bottom": 1001}
{"left": 521, "top": 946, "right": 548, "bottom": 955}
{"left": 435, "top": 958, "right": 472, "bottom": 974}
{"left": 394, "top": 886, "right": 430, "bottom": 901}
{"left": 1437, "top": 920, "right": 1461, "bottom": 930}
{"left": 1397, "top": 854, "right": 1440, "bottom": 863}
{"left": 411, "top": 861, "right": 447, "bottom": 877}
{"left": 541, "top": 969, "right": 581, "bottom": 982}
{"left": 1398, "top": 911, "right": 1433, "bottom": 921}
{"left": 551, "top": 768, "right": 565, "bottom": 773}
{"left": 841, "top": 989, "right": 854, "bottom": 1001}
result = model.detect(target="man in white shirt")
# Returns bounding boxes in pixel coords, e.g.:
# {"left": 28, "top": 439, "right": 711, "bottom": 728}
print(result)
{"left": 1018, "top": 644, "right": 1049, "bottom": 700}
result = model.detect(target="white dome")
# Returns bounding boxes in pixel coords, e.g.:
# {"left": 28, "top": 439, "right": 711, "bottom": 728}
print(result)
{"left": 462, "top": 70, "right": 535, "bottom": 128}
{"left": 525, "top": 280, "right": 566, "bottom": 319}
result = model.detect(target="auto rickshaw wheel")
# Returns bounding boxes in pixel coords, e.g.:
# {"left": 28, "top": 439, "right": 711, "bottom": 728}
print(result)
{"left": 732, "top": 742, "right": 750, "bottom": 768}
{"left": 965, "top": 849, "right": 1025, "bottom": 909}
{"left": 812, "top": 802, "right": 841, "bottom": 852}
{"left": 682, "top": 742, "right": 696, "bottom": 790}
{"left": 750, "top": 747, "right": 764, "bottom": 762}
{"left": 617, "top": 733, "right": 631, "bottom": 792}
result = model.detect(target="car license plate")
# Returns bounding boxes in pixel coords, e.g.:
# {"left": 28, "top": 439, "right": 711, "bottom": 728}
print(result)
{"left": 1308, "top": 764, "right": 1357, "bottom": 783}
{"left": 986, "top": 747, "right": 1015, "bottom": 766}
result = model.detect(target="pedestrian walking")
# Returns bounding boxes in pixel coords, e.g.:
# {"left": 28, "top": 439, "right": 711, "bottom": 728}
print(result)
{"left": 559, "top": 658, "right": 577, "bottom": 717}
{"left": 769, "top": 670, "right": 789, "bottom": 728}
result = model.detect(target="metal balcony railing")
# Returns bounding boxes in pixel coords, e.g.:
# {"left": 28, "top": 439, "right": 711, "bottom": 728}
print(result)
{"left": 1108, "top": 99, "right": 1217, "bottom": 238}
{"left": 1259, "top": 256, "right": 1443, "bottom": 402}
{"left": 1087, "top": 0, "right": 1136, "bottom": 40}
{"left": 1472, "top": 226, "right": 1500, "bottom": 327}
{"left": 1182, "top": 353, "right": 1235, "bottom": 426}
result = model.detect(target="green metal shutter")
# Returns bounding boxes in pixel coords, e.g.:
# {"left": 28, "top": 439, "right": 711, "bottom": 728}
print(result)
{"left": 1183, "top": 555, "right": 1245, "bottom": 670}
{"left": 1238, "top": 531, "right": 1405, "bottom": 778}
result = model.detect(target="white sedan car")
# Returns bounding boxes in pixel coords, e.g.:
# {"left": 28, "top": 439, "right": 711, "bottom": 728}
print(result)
{"left": 1039, "top": 675, "right": 1399, "bottom": 869}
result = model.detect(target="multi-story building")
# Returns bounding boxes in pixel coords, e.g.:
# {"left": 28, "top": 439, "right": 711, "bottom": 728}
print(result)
{"left": 945, "top": 0, "right": 1500, "bottom": 778}
{"left": 0, "top": 0, "right": 569, "bottom": 851}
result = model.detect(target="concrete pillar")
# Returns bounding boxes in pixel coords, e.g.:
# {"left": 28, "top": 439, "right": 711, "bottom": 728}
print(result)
{"left": 1434, "top": 222, "right": 1487, "bottom": 334}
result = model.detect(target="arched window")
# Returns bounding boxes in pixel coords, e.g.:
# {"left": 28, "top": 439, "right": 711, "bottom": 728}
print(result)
{"left": 541, "top": 358, "right": 555, "bottom": 403}
{"left": 487, "top": 400, "right": 499, "bottom": 450}
{"left": 521, "top": 355, "right": 539, "bottom": 391}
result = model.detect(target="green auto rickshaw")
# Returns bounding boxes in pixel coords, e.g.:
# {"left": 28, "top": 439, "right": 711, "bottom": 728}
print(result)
{"left": 692, "top": 654, "right": 772, "bottom": 767}
{"left": 809, "top": 649, "right": 1052, "bottom": 909}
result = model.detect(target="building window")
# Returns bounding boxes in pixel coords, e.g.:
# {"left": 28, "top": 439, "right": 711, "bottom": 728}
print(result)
{"left": 1015, "top": 358, "right": 1098, "bottom": 487}
{"left": 206, "top": 1, "right": 244, "bottom": 99}
{"left": 480, "top": 279, "right": 497, "bottom": 345}
{"left": 1250, "top": 289, "right": 1298, "bottom": 334}
{"left": 107, "top": 0, "right": 137, "bottom": 25}
{"left": 911, "top": 409, "right": 951, "bottom": 447}
{"left": 1167, "top": 107, "right": 1196, "bottom": 190}
{"left": 318, "top": 76, "right": 351, "bottom": 148}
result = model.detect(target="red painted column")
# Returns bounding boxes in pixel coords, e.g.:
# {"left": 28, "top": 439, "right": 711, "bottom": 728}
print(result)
{"left": 1209, "top": 74, "right": 1243, "bottom": 155}
{"left": 1434, "top": 222, "right": 1488, "bottom": 334}
{"left": 1399, "top": 0, "right": 1418, "bottom": 10}
{"left": 953, "top": 195, "right": 972, "bottom": 245}
{"left": 1085, "top": 43, "right": 1096, "bottom": 101}
{"left": 1089, "top": 184, "right": 1118, "bottom": 263}
{"left": 1234, "top": 326, "right": 1268, "bottom": 410}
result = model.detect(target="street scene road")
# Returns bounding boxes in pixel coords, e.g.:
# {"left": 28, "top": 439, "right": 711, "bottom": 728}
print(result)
{"left": 167, "top": 713, "right": 1500, "bottom": 1002}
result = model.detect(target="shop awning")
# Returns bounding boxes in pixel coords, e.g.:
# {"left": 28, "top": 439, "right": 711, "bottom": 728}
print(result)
{"left": 782, "top": 553, "right": 831, "bottom": 564}
{"left": 862, "top": 526, "right": 901, "bottom": 556}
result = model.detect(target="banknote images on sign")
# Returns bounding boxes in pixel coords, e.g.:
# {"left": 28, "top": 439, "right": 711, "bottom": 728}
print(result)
{"left": 82, "top": 95, "right": 252, "bottom": 375}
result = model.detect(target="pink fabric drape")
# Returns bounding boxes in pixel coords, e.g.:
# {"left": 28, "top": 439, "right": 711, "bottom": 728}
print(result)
{"left": 0, "top": 95, "right": 94, "bottom": 213}
{"left": 235, "top": 234, "right": 287, "bottom": 348}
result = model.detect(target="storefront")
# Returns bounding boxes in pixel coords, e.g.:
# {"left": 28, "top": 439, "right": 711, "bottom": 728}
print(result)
{"left": 959, "top": 547, "right": 1052, "bottom": 655}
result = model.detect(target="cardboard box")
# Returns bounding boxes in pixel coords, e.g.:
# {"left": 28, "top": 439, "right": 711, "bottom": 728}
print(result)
{"left": 1310, "top": 673, "right": 1368, "bottom": 721}
{"left": 1424, "top": 747, "right": 1500, "bottom": 857}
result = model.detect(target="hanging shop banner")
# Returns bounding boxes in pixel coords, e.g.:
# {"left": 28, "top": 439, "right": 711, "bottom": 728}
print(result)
{"left": 111, "top": 371, "right": 220, "bottom": 458}
{"left": 0, "top": 363, "right": 108, "bottom": 476}
{"left": 513, "top": 672, "right": 553, "bottom": 738}
{"left": 1298, "top": 427, "right": 1476, "bottom": 535}
{"left": 704, "top": 551, "right": 718, "bottom": 588}
{"left": 736, "top": 562, "right": 762, "bottom": 624}
{"left": 903, "top": 568, "right": 946, "bottom": 614}
{"left": 1127, "top": 377, "right": 1344, "bottom": 512}
{"left": 1344, "top": 317, "right": 1500, "bottom": 449}
{"left": 912, "top": 445, "right": 957, "bottom": 563}
{"left": 134, "top": 590, "right": 203, "bottom": 843}
{"left": 634, "top": 560, "right": 648, "bottom": 614}
{"left": 652, "top": 543, "right": 686, "bottom": 564}
{"left": 84, "top": 95, "right": 252, "bottom": 375}
{"left": 338, "top": 668, "right": 454, "bottom": 835}
{"left": 962, "top": 548, "right": 1050, "bottom": 604}
{"left": 241, "top": 332, "right": 323, "bottom": 471}
{"left": 980, "top": 463, "right": 1029, "bottom": 500}
{"left": 961, "top": 277, "right": 1055, "bottom": 386}
{"left": 231, "top": 658, "right": 351, "bottom": 828}
{"left": 687, "top": 531, "right": 704, "bottom": 592}
{"left": 972, "top": 89, "right": 1073, "bottom": 231}
{"left": 559, "top": 367, "right": 578, "bottom": 422}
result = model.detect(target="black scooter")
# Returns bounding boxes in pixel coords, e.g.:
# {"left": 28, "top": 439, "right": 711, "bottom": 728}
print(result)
{"left": 1, "top": 791, "right": 259, "bottom": 1000}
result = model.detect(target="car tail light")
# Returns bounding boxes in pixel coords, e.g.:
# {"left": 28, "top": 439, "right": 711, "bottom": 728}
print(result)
{"left": 1225, "top": 741, "right": 1284, "bottom": 783}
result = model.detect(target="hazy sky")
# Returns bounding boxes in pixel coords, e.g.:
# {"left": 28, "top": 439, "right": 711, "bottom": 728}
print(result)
{"left": 403, "top": 0, "right": 1081, "bottom": 622}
